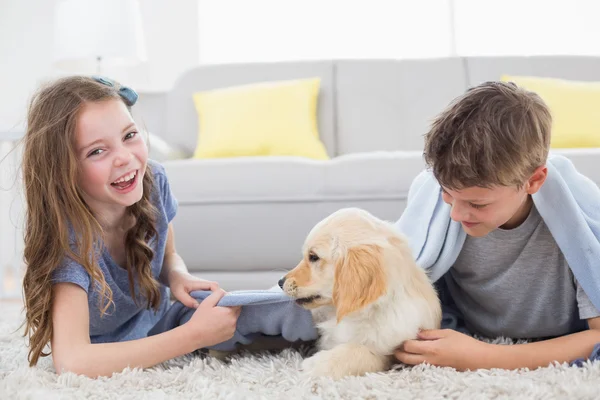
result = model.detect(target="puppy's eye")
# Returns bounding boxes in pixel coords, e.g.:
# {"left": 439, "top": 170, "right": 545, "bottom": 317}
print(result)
{"left": 308, "top": 253, "right": 320, "bottom": 263}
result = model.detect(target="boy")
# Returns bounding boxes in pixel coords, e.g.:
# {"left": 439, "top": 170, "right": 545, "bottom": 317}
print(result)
{"left": 393, "top": 81, "right": 600, "bottom": 371}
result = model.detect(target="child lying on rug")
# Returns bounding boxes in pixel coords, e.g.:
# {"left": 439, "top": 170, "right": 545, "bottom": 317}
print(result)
{"left": 393, "top": 81, "right": 600, "bottom": 371}
{"left": 21, "top": 76, "right": 241, "bottom": 378}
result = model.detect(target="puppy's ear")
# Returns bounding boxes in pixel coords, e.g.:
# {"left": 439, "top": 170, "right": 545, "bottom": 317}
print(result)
{"left": 333, "top": 244, "right": 387, "bottom": 322}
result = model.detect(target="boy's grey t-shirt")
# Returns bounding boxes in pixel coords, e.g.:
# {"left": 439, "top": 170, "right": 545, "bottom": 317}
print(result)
{"left": 51, "top": 161, "right": 177, "bottom": 343}
{"left": 445, "top": 204, "right": 600, "bottom": 339}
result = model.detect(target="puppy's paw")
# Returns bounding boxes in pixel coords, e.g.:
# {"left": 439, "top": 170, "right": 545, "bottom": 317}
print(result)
{"left": 301, "top": 344, "right": 390, "bottom": 380}
{"left": 208, "top": 349, "right": 234, "bottom": 360}
{"left": 301, "top": 349, "right": 343, "bottom": 379}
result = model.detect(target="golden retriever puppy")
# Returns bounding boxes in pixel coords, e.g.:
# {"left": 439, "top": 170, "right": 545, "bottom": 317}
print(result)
{"left": 278, "top": 208, "right": 442, "bottom": 379}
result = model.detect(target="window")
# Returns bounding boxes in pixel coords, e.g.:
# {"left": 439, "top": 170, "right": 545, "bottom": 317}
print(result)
{"left": 197, "top": 0, "right": 452, "bottom": 64}
{"left": 198, "top": 0, "right": 600, "bottom": 63}
{"left": 454, "top": 0, "right": 600, "bottom": 56}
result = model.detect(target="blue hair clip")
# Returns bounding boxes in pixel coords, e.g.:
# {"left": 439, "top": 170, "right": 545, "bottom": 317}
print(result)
{"left": 91, "top": 75, "right": 138, "bottom": 106}
{"left": 118, "top": 86, "right": 138, "bottom": 106}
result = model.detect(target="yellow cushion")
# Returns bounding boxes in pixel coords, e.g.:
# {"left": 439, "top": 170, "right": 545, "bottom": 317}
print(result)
{"left": 192, "top": 78, "right": 329, "bottom": 159}
{"left": 501, "top": 75, "right": 600, "bottom": 148}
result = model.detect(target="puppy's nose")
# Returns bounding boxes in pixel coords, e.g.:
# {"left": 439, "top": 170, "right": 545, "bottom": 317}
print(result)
{"left": 278, "top": 277, "right": 286, "bottom": 289}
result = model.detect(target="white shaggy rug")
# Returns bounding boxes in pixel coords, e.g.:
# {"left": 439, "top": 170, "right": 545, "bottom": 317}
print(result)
{"left": 2, "top": 302, "right": 600, "bottom": 400}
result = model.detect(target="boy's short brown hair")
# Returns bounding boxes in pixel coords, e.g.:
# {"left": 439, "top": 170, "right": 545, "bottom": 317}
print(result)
{"left": 423, "top": 81, "right": 552, "bottom": 190}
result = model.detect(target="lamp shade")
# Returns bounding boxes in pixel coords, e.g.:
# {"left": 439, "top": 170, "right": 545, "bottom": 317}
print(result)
{"left": 53, "top": 0, "right": 147, "bottom": 71}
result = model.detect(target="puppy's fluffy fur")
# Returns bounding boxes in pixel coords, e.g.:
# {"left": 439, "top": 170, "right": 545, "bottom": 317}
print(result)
{"left": 280, "top": 208, "right": 442, "bottom": 379}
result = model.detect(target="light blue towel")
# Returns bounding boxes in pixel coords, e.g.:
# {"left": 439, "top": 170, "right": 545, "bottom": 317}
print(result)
{"left": 572, "top": 343, "right": 600, "bottom": 366}
{"left": 148, "top": 289, "right": 319, "bottom": 351}
{"left": 394, "top": 153, "right": 600, "bottom": 312}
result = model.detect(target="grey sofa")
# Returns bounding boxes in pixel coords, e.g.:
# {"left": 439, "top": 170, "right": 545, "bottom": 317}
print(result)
{"left": 138, "top": 57, "right": 600, "bottom": 291}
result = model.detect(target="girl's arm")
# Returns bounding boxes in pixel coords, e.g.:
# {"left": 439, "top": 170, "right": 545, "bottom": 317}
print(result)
{"left": 51, "top": 282, "right": 239, "bottom": 378}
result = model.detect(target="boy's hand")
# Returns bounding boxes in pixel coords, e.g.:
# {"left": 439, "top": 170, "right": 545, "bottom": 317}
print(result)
{"left": 168, "top": 270, "right": 220, "bottom": 309}
{"left": 394, "top": 329, "right": 493, "bottom": 371}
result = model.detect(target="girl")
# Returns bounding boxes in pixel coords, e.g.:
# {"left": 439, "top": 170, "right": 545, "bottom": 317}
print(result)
{"left": 21, "top": 76, "right": 241, "bottom": 378}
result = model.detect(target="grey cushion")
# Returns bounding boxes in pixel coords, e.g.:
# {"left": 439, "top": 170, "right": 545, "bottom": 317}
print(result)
{"left": 163, "top": 152, "right": 425, "bottom": 273}
{"left": 334, "top": 59, "right": 467, "bottom": 155}
{"left": 164, "top": 152, "right": 424, "bottom": 204}
{"left": 550, "top": 149, "right": 600, "bottom": 185}
{"left": 465, "top": 56, "right": 600, "bottom": 86}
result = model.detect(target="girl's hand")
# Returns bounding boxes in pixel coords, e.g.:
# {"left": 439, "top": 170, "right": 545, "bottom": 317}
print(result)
{"left": 185, "top": 288, "right": 242, "bottom": 349}
{"left": 394, "top": 329, "right": 494, "bottom": 371}
{"left": 168, "top": 270, "right": 219, "bottom": 309}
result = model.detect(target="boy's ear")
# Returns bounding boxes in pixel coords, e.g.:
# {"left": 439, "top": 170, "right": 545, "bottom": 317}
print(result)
{"left": 526, "top": 165, "right": 548, "bottom": 194}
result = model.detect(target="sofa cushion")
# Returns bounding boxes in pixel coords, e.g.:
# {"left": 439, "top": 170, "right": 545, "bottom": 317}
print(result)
{"left": 165, "top": 61, "right": 337, "bottom": 156}
{"left": 466, "top": 56, "right": 600, "bottom": 87}
{"left": 191, "top": 78, "right": 329, "bottom": 160}
{"left": 501, "top": 75, "right": 600, "bottom": 148}
{"left": 162, "top": 152, "right": 426, "bottom": 274}
{"left": 550, "top": 148, "right": 600, "bottom": 183}
{"left": 163, "top": 151, "right": 426, "bottom": 204}
{"left": 334, "top": 59, "right": 468, "bottom": 155}
{"left": 162, "top": 150, "right": 600, "bottom": 275}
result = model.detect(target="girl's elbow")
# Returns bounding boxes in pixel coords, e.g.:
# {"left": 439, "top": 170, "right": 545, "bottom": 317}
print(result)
{"left": 53, "top": 352, "right": 98, "bottom": 378}
{"left": 53, "top": 356, "right": 80, "bottom": 376}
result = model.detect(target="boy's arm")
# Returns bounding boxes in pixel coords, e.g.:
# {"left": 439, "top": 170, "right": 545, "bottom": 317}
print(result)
{"left": 395, "top": 318, "right": 600, "bottom": 371}
{"left": 490, "top": 317, "right": 600, "bottom": 370}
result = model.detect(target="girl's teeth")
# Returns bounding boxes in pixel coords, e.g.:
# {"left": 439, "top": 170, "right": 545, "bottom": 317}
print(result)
{"left": 113, "top": 171, "right": 136, "bottom": 184}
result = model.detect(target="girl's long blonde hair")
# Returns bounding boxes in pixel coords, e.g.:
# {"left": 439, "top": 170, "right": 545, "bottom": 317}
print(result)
{"left": 22, "top": 76, "right": 160, "bottom": 366}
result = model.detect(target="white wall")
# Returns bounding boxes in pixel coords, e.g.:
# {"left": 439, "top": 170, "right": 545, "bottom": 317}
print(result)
{"left": 0, "top": 0, "right": 199, "bottom": 130}
{"left": 112, "top": 0, "right": 200, "bottom": 92}
{"left": 0, "top": 0, "right": 56, "bottom": 131}
{"left": 0, "top": 0, "right": 53, "bottom": 298}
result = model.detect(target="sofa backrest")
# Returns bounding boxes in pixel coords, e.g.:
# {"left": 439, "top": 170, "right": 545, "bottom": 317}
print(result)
{"left": 160, "top": 56, "right": 600, "bottom": 158}
{"left": 333, "top": 58, "right": 467, "bottom": 155}
{"left": 465, "top": 56, "right": 600, "bottom": 86}
{"left": 165, "top": 61, "right": 337, "bottom": 156}
{"left": 334, "top": 55, "right": 600, "bottom": 156}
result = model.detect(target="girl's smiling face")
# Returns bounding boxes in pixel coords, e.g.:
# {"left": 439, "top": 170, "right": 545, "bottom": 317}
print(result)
{"left": 74, "top": 99, "right": 148, "bottom": 218}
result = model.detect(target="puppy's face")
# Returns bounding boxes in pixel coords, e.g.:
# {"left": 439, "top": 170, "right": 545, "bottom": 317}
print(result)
{"left": 280, "top": 234, "right": 336, "bottom": 310}
{"left": 280, "top": 208, "right": 388, "bottom": 322}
